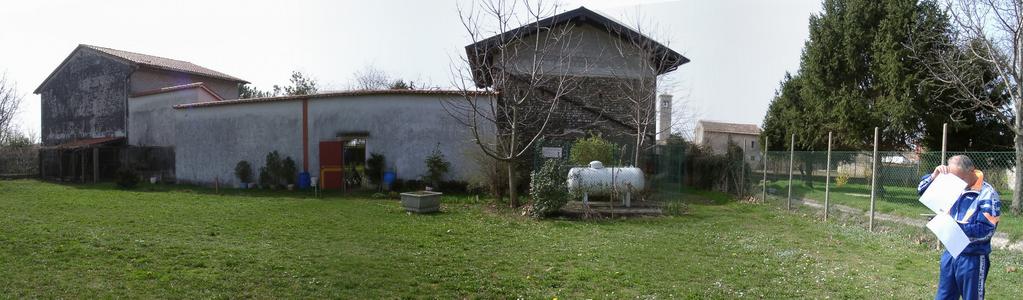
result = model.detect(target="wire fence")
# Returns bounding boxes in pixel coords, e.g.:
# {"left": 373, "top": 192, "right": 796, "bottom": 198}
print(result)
{"left": 755, "top": 146, "right": 1019, "bottom": 233}
{"left": 0, "top": 146, "right": 38, "bottom": 177}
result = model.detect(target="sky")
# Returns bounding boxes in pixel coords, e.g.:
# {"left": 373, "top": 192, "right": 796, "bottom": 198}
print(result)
{"left": 0, "top": 0, "right": 821, "bottom": 138}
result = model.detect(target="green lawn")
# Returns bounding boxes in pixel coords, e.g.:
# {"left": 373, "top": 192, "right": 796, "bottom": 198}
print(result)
{"left": 2, "top": 180, "right": 1023, "bottom": 298}
{"left": 765, "top": 180, "right": 1023, "bottom": 240}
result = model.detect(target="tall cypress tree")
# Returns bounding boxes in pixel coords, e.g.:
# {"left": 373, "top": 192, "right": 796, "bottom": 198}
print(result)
{"left": 762, "top": 0, "right": 1011, "bottom": 151}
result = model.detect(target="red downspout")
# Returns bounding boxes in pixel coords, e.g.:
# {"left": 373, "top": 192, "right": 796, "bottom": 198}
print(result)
{"left": 302, "top": 98, "right": 309, "bottom": 172}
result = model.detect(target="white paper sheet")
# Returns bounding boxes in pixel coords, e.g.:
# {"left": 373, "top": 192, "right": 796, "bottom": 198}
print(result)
{"left": 927, "top": 214, "right": 970, "bottom": 258}
{"left": 919, "top": 173, "right": 967, "bottom": 214}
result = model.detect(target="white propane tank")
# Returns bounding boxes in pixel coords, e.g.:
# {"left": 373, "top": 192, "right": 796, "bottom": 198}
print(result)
{"left": 566, "top": 161, "right": 645, "bottom": 207}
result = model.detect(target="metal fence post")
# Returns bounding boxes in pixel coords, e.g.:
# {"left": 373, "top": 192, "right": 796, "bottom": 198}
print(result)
{"left": 787, "top": 134, "right": 795, "bottom": 210}
{"left": 763, "top": 139, "right": 768, "bottom": 202}
{"left": 869, "top": 127, "right": 878, "bottom": 232}
{"left": 825, "top": 132, "right": 832, "bottom": 220}
{"left": 942, "top": 123, "right": 948, "bottom": 164}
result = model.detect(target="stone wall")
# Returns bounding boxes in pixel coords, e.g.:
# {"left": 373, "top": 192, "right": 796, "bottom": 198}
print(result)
{"left": 39, "top": 47, "right": 132, "bottom": 146}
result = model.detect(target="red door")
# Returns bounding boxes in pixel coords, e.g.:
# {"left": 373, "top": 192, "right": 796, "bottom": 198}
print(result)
{"left": 319, "top": 141, "right": 344, "bottom": 190}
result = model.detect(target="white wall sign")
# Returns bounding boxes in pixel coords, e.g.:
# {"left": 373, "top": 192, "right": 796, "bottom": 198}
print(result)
{"left": 541, "top": 147, "right": 562, "bottom": 158}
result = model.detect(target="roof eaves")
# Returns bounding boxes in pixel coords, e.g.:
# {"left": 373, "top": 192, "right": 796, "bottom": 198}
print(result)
{"left": 173, "top": 89, "right": 495, "bottom": 109}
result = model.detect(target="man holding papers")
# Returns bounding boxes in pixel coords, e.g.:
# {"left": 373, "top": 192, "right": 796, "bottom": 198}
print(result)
{"left": 917, "top": 155, "right": 1002, "bottom": 300}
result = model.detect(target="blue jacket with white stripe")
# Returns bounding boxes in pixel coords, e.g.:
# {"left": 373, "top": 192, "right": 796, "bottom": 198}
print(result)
{"left": 918, "top": 172, "right": 1002, "bottom": 255}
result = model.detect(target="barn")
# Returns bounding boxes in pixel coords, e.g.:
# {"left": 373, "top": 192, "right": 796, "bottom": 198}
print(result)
{"left": 35, "top": 44, "right": 494, "bottom": 188}
{"left": 34, "top": 44, "right": 248, "bottom": 182}
{"left": 34, "top": 6, "right": 687, "bottom": 189}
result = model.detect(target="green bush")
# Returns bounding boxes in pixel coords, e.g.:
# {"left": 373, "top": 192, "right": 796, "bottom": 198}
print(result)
{"left": 423, "top": 145, "right": 450, "bottom": 188}
{"left": 258, "top": 167, "right": 272, "bottom": 188}
{"left": 366, "top": 153, "right": 386, "bottom": 189}
{"left": 529, "top": 160, "right": 569, "bottom": 218}
{"left": 260, "top": 151, "right": 298, "bottom": 187}
{"left": 663, "top": 200, "right": 689, "bottom": 216}
{"left": 235, "top": 161, "right": 253, "bottom": 184}
{"left": 115, "top": 166, "right": 139, "bottom": 189}
{"left": 264, "top": 151, "right": 283, "bottom": 186}
{"left": 280, "top": 157, "right": 298, "bottom": 185}
{"left": 570, "top": 135, "right": 615, "bottom": 166}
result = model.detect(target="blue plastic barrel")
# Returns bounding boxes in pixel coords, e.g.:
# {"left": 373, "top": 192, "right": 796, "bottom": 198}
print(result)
{"left": 383, "top": 171, "right": 396, "bottom": 188}
{"left": 298, "top": 172, "right": 311, "bottom": 189}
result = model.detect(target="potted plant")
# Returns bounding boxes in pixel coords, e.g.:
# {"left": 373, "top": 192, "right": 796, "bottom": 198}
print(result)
{"left": 281, "top": 157, "right": 298, "bottom": 191}
{"left": 235, "top": 160, "right": 253, "bottom": 189}
{"left": 400, "top": 190, "right": 443, "bottom": 213}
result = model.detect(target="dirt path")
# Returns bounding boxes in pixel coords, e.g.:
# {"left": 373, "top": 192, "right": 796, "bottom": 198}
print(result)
{"left": 795, "top": 198, "right": 1023, "bottom": 252}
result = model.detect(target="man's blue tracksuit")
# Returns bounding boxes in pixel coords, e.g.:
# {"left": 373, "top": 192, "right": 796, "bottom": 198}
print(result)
{"left": 918, "top": 171, "right": 1002, "bottom": 300}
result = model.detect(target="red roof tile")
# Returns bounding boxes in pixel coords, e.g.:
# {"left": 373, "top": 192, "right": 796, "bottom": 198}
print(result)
{"left": 83, "top": 45, "right": 247, "bottom": 83}
{"left": 699, "top": 120, "right": 761, "bottom": 135}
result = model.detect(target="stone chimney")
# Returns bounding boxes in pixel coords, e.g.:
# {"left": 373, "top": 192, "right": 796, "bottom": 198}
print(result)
{"left": 658, "top": 94, "right": 673, "bottom": 144}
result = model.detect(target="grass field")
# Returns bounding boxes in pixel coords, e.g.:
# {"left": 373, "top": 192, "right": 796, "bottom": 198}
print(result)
{"left": 764, "top": 180, "right": 1023, "bottom": 240}
{"left": 2, "top": 180, "right": 1023, "bottom": 298}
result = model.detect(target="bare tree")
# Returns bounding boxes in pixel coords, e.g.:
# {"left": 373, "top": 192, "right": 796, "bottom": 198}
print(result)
{"left": 910, "top": 0, "right": 1023, "bottom": 213}
{"left": 602, "top": 12, "right": 689, "bottom": 165}
{"left": 0, "top": 73, "right": 24, "bottom": 146}
{"left": 446, "top": 0, "right": 583, "bottom": 207}
{"left": 352, "top": 65, "right": 392, "bottom": 90}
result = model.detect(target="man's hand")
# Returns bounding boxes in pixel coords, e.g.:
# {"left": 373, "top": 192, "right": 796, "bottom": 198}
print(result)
{"left": 932, "top": 165, "right": 950, "bottom": 179}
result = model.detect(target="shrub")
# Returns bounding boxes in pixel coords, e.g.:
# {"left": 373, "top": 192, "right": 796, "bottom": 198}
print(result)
{"left": 258, "top": 166, "right": 272, "bottom": 188}
{"left": 663, "top": 200, "right": 689, "bottom": 216}
{"left": 570, "top": 135, "right": 615, "bottom": 166}
{"left": 234, "top": 160, "right": 253, "bottom": 184}
{"left": 835, "top": 170, "right": 850, "bottom": 187}
{"left": 529, "top": 159, "right": 569, "bottom": 218}
{"left": 264, "top": 151, "right": 283, "bottom": 186}
{"left": 115, "top": 166, "right": 139, "bottom": 189}
{"left": 366, "top": 153, "right": 386, "bottom": 189}
{"left": 280, "top": 157, "right": 298, "bottom": 185}
{"left": 465, "top": 148, "right": 508, "bottom": 200}
{"left": 423, "top": 145, "right": 450, "bottom": 188}
{"left": 438, "top": 180, "right": 469, "bottom": 193}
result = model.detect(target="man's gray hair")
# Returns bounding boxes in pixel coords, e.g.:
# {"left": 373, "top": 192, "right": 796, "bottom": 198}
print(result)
{"left": 949, "top": 155, "right": 975, "bottom": 170}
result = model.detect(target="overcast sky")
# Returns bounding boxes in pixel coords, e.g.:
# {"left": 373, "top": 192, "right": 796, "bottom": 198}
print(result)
{"left": 0, "top": 0, "right": 820, "bottom": 138}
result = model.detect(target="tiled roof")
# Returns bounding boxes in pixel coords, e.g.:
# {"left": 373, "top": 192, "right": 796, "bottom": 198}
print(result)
{"left": 699, "top": 120, "right": 761, "bottom": 135}
{"left": 174, "top": 89, "right": 495, "bottom": 109}
{"left": 82, "top": 44, "right": 247, "bottom": 83}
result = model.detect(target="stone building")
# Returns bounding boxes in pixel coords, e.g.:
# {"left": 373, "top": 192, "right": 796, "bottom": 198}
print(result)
{"left": 34, "top": 44, "right": 248, "bottom": 181}
{"left": 35, "top": 45, "right": 494, "bottom": 188}
{"left": 464, "top": 7, "right": 689, "bottom": 163}
{"left": 694, "top": 120, "right": 762, "bottom": 165}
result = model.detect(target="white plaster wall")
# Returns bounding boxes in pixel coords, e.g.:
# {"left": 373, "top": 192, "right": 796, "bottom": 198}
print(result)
{"left": 174, "top": 101, "right": 303, "bottom": 186}
{"left": 128, "top": 88, "right": 201, "bottom": 147}
{"left": 307, "top": 94, "right": 490, "bottom": 182}
{"left": 173, "top": 94, "right": 495, "bottom": 186}
{"left": 131, "top": 69, "right": 241, "bottom": 99}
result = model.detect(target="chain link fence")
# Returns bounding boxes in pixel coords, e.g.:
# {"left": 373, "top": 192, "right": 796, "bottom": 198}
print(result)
{"left": 754, "top": 146, "right": 1020, "bottom": 235}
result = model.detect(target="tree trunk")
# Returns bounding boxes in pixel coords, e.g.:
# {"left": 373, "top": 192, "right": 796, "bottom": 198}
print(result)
{"left": 1014, "top": 124, "right": 1022, "bottom": 214}
{"left": 634, "top": 130, "right": 642, "bottom": 166}
{"left": 508, "top": 164, "right": 518, "bottom": 207}
{"left": 1015, "top": 44, "right": 1023, "bottom": 215}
